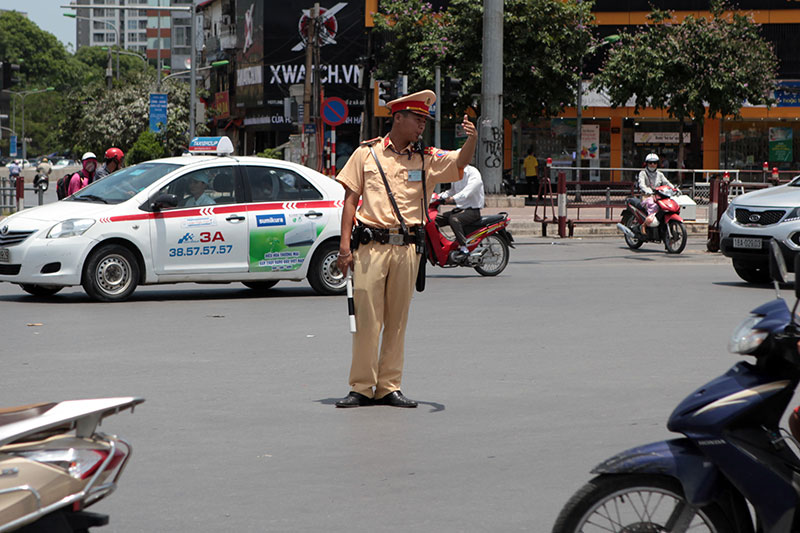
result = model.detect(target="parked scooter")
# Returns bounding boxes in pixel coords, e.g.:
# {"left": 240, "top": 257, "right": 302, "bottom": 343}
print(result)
{"left": 426, "top": 195, "right": 514, "bottom": 276}
{"left": 552, "top": 241, "right": 800, "bottom": 533}
{"left": 0, "top": 397, "right": 143, "bottom": 532}
{"left": 616, "top": 185, "right": 687, "bottom": 254}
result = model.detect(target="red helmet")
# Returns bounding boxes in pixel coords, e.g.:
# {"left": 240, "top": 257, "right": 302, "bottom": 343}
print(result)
{"left": 105, "top": 147, "right": 124, "bottom": 164}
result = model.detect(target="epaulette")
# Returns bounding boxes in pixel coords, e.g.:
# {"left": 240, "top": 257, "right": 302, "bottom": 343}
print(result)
{"left": 360, "top": 137, "right": 381, "bottom": 147}
{"left": 423, "top": 147, "right": 436, "bottom": 155}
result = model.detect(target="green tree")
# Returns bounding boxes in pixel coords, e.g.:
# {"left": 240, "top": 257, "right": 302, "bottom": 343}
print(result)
{"left": 591, "top": 2, "right": 778, "bottom": 169}
{"left": 126, "top": 130, "right": 165, "bottom": 165}
{"left": 372, "top": 0, "right": 595, "bottom": 120}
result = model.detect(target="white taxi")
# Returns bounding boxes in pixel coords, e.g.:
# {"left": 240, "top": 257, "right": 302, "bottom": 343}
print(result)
{"left": 0, "top": 137, "right": 346, "bottom": 301}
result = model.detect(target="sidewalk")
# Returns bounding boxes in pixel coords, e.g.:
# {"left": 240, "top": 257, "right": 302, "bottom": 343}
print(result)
{"left": 481, "top": 195, "right": 710, "bottom": 237}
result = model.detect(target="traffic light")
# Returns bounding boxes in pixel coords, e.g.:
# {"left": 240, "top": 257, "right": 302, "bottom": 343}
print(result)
{"left": 0, "top": 62, "right": 20, "bottom": 90}
{"left": 375, "top": 79, "right": 395, "bottom": 117}
{"left": 444, "top": 76, "right": 462, "bottom": 100}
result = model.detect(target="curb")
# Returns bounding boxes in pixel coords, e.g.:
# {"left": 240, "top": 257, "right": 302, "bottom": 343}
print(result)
{"left": 507, "top": 220, "right": 708, "bottom": 238}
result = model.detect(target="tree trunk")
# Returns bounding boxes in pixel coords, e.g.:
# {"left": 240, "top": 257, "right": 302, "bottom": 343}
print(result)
{"left": 677, "top": 118, "right": 685, "bottom": 186}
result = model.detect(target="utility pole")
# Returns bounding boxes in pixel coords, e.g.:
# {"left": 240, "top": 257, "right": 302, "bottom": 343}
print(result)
{"left": 435, "top": 65, "right": 441, "bottom": 149}
{"left": 303, "top": 4, "right": 318, "bottom": 169}
{"left": 478, "top": 0, "right": 503, "bottom": 193}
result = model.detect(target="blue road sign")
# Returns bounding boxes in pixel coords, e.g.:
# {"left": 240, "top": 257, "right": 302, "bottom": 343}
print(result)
{"left": 149, "top": 93, "right": 168, "bottom": 133}
{"left": 9, "top": 135, "right": 17, "bottom": 157}
{"left": 321, "top": 97, "right": 348, "bottom": 127}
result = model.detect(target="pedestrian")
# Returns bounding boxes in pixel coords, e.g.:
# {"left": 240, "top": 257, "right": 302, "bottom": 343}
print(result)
{"left": 436, "top": 164, "right": 484, "bottom": 261}
{"left": 94, "top": 147, "right": 124, "bottom": 181}
{"left": 67, "top": 152, "right": 98, "bottom": 196}
{"left": 523, "top": 147, "right": 539, "bottom": 202}
{"left": 334, "top": 89, "right": 478, "bottom": 408}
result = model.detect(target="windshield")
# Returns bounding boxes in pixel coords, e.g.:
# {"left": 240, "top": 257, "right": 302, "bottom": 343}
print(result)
{"left": 788, "top": 175, "right": 800, "bottom": 186}
{"left": 69, "top": 162, "right": 181, "bottom": 204}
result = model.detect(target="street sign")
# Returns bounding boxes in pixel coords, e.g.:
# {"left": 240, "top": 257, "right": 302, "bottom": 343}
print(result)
{"left": 320, "top": 97, "right": 348, "bottom": 127}
{"left": 304, "top": 123, "right": 316, "bottom": 135}
{"left": 9, "top": 135, "right": 16, "bottom": 157}
{"left": 149, "top": 93, "right": 168, "bottom": 133}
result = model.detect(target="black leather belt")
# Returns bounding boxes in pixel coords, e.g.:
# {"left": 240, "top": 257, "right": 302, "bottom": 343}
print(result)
{"left": 353, "top": 225, "right": 421, "bottom": 246}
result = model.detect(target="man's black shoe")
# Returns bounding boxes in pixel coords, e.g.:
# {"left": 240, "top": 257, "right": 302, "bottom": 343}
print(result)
{"left": 335, "top": 392, "right": 373, "bottom": 408}
{"left": 376, "top": 391, "right": 418, "bottom": 408}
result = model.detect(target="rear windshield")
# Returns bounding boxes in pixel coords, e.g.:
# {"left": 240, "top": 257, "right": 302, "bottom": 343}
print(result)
{"left": 69, "top": 162, "right": 181, "bottom": 204}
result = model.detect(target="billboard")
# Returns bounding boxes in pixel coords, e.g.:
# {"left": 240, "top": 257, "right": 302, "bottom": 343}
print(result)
{"left": 236, "top": 0, "right": 265, "bottom": 108}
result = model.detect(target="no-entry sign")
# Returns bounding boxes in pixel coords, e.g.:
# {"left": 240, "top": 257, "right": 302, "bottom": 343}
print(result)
{"left": 321, "top": 97, "right": 348, "bottom": 127}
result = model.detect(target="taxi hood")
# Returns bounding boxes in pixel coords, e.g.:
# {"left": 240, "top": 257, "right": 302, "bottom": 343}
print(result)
{"left": 733, "top": 184, "right": 800, "bottom": 208}
{"left": 1, "top": 200, "right": 123, "bottom": 226}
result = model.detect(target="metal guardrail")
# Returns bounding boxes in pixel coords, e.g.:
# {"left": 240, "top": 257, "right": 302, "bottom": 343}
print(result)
{"left": 1, "top": 177, "right": 47, "bottom": 214}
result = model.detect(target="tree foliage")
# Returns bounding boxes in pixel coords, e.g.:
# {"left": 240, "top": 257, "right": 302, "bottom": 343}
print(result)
{"left": 126, "top": 130, "right": 165, "bottom": 165}
{"left": 372, "top": 0, "right": 595, "bottom": 120}
{"left": 591, "top": 2, "right": 778, "bottom": 125}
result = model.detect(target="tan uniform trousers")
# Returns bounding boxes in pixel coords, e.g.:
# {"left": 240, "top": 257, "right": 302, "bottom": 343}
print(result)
{"left": 349, "top": 240, "right": 421, "bottom": 399}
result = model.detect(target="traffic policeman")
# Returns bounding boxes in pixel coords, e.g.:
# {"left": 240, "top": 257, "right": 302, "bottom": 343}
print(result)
{"left": 335, "top": 89, "right": 478, "bottom": 408}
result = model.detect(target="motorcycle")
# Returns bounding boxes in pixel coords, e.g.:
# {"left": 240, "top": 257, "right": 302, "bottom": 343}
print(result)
{"left": 0, "top": 397, "right": 143, "bottom": 532}
{"left": 425, "top": 195, "right": 514, "bottom": 276}
{"left": 616, "top": 185, "right": 688, "bottom": 254}
{"left": 552, "top": 241, "right": 800, "bottom": 533}
{"left": 32, "top": 174, "right": 49, "bottom": 192}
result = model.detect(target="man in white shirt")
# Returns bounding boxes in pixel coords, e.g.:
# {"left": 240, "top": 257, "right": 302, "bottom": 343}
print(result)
{"left": 436, "top": 164, "right": 485, "bottom": 260}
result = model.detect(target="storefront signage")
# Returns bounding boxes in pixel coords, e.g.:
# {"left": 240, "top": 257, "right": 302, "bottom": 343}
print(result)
{"left": 211, "top": 91, "right": 230, "bottom": 119}
{"left": 774, "top": 82, "right": 800, "bottom": 107}
{"left": 580, "top": 124, "right": 600, "bottom": 160}
{"left": 634, "top": 132, "right": 691, "bottom": 144}
{"left": 769, "top": 127, "right": 793, "bottom": 162}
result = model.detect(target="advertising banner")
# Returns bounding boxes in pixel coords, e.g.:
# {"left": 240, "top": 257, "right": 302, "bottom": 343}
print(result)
{"left": 236, "top": 1, "right": 265, "bottom": 108}
{"left": 149, "top": 93, "right": 168, "bottom": 133}
{"left": 248, "top": 212, "right": 331, "bottom": 272}
{"left": 769, "top": 127, "right": 793, "bottom": 162}
{"left": 580, "top": 124, "right": 600, "bottom": 160}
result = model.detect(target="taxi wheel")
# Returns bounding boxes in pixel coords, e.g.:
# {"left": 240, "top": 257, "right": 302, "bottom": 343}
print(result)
{"left": 243, "top": 280, "right": 279, "bottom": 292}
{"left": 82, "top": 244, "right": 139, "bottom": 302}
{"left": 308, "top": 241, "right": 346, "bottom": 296}
{"left": 20, "top": 284, "right": 62, "bottom": 297}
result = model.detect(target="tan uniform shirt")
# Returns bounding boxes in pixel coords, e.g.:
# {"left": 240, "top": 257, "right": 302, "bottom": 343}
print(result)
{"left": 336, "top": 136, "right": 462, "bottom": 227}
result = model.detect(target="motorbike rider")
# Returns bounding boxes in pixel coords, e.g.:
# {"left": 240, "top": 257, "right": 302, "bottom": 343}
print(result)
{"left": 67, "top": 152, "right": 98, "bottom": 196}
{"left": 637, "top": 153, "right": 676, "bottom": 231}
{"left": 94, "top": 147, "right": 124, "bottom": 181}
{"left": 436, "top": 164, "right": 485, "bottom": 261}
{"left": 8, "top": 159, "right": 21, "bottom": 185}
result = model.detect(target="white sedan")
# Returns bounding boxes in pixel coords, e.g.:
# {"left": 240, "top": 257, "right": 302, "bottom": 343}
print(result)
{"left": 0, "top": 141, "right": 346, "bottom": 301}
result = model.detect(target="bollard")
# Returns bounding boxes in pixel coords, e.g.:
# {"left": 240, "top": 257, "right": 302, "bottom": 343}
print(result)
{"left": 605, "top": 187, "right": 611, "bottom": 219}
{"left": 771, "top": 167, "right": 779, "bottom": 185}
{"left": 707, "top": 177, "right": 720, "bottom": 252}
{"left": 558, "top": 171, "right": 567, "bottom": 238}
{"left": 15, "top": 175, "right": 23, "bottom": 212}
{"left": 763, "top": 161, "right": 769, "bottom": 183}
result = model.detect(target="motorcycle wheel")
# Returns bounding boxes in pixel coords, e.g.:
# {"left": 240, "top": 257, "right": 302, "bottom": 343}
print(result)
{"left": 664, "top": 220, "right": 687, "bottom": 254}
{"left": 473, "top": 234, "right": 509, "bottom": 276}
{"left": 622, "top": 214, "right": 644, "bottom": 250}
{"left": 551, "top": 474, "right": 734, "bottom": 533}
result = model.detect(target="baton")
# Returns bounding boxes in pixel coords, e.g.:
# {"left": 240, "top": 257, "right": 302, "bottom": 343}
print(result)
{"left": 346, "top": 272, "right": 356, "bottom": 334}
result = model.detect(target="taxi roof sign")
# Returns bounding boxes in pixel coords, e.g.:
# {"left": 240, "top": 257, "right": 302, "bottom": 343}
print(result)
{"left": 188, "top": 136, "right": 235, "bottom": 155}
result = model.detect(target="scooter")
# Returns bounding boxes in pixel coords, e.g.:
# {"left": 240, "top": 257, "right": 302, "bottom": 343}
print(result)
{"left": 0, "top": 397, "right": 143, "bottom": 532}
{"left": 425, "top": 195, "right": 514, "bottom": 276}
{"left": 616, "top": 185, "right": 688, "bottom": 254}
{"left": 552, "top": 241, "right": 800, "bottom": 533}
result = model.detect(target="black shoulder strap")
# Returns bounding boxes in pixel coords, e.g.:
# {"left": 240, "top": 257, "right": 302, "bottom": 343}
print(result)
{"left": 369, "top": 145, "right": 408, "bottom": 234}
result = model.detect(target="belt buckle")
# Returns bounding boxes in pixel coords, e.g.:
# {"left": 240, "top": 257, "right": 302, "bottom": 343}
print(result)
{"left": 388, "top": 233, "right": 404, "bottom": 246}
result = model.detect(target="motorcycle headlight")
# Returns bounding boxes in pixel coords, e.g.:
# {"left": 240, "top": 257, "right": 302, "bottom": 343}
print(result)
{"left": 47, "top": 218, "right": 95, "bottom": 239}
{"left": 728, "top": 315, "right": 768, "bottom": 354}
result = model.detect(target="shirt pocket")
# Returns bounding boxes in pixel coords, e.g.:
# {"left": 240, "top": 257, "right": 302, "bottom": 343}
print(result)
{"left": 364, "top": 164, "right": 384, "bottom": 193}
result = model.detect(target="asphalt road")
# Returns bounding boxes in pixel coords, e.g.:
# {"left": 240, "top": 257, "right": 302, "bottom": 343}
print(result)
{"left": 0, "top": 237, "right": 787, "bottom": 532}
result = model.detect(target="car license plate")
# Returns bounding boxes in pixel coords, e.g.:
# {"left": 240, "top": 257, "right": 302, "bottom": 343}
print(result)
{"left": 733, "top": 237, "right": 762, "bottom": 250}
{"left": 0, "top": 248, "right": 8, "bottom": 263}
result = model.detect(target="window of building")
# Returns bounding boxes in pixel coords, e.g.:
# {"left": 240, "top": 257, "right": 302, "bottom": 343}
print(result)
{"left": 93, "top": 33, "right": 106, "bottom": 43}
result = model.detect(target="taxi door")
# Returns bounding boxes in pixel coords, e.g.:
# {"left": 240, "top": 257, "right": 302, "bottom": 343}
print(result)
{"left": 241, "top": 165, "right": 331, "bottom": 276}
{"left": 149, "top": 166, "right": 249, "bottom": 274}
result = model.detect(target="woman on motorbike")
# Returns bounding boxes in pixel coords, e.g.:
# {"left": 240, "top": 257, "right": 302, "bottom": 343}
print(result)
{"left": 637, "top": 153, "right": 676, "bottom": 231}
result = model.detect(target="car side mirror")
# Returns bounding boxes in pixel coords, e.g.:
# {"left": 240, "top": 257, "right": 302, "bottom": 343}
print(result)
{"left": 150, "top": 193, "right": 178, "bottom": 211}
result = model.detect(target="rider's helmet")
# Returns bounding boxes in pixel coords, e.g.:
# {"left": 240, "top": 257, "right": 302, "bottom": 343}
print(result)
{"left": 104, "top": 147, "right": 124, "bottom": 164}
{"left": 41, "top": 157, "right": 48, "bottom": 163}
{"left": 645, "top": 153, "right": 659, "bottom": 165}
{"left": 81, "top": 152, "right": 98, "bottom": 173}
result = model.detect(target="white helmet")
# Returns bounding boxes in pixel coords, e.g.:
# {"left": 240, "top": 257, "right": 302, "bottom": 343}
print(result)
{"left": 645, "top": 153, "right": 659, "bottom": 164}
{"left": 82, "top": 152, "right": 97, "bottom": 161}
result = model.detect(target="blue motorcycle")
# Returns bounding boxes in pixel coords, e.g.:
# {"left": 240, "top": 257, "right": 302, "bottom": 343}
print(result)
{"left": 553, "top": 241, "right": 800, "bottom": 533}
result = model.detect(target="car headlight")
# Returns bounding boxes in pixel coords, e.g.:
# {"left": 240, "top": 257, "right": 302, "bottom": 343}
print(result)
{"left": 784, "top": 207, "right": 800, "bottom": 223}
{"left": 728, "top": 315, "right": 768, "bottom": 354}
{"left": 725, "top": 202, "right": 736, "bottom": 220}
{"left": 46, "top": 218, "right": 95, "bottom": 239}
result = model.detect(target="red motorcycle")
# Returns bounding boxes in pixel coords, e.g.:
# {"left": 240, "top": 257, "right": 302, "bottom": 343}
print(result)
{"left": 617, "top": 185, "right": 687, "bottom": 254}
{"left": 425, "top": 195, "right": 514, "bottom": 275}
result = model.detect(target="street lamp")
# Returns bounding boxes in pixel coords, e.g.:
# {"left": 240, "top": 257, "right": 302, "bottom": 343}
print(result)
{"left": 62, "top": 3, "right": 198, "bottom": 138}
{"left": 64, "top": 13, "right": 120, "bottom": 81}
{"left": 102, "top": 47, "right": 148, "bottom": 69}
{"left": 7, "top": 87, "right": 55, "bottom": 161}
{"left": 161, "top": 60, "right": 229, "bottom": 83}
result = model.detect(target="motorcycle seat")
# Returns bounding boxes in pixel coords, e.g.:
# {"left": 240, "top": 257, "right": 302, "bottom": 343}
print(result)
{"left": 0, "top": 402, "right": 56, "bottom": 427}
{"left": 462, "top": 214, "right": 506, "bottom": 235}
